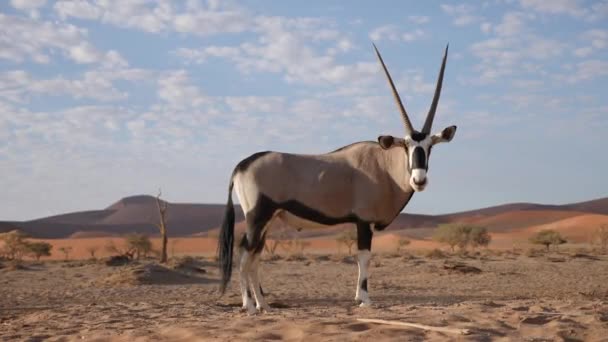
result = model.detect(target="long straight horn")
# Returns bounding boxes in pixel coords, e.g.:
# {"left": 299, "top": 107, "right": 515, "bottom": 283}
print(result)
{"left": 422, "top": 44, "right": 449, "bottom": 134}
{"left": 373, "top": 43, "right": 414, "bottom": 134}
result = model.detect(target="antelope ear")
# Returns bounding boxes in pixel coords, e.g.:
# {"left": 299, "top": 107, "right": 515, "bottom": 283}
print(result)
{"left": 431, "top": 125, "right": 457, "bottom": 145}
{"left": 378, "top": 135, "right": 405, "bottom": 149}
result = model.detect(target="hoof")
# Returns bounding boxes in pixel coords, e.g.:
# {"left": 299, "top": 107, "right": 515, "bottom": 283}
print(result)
{"left": 256, "top": 304, "right": 272, "bottom": 313}
{"left": 241, "top": 304, "right": 257, "bottom": 315}
{"left": 358, "top": 301, "right": 372, "bottom": 308}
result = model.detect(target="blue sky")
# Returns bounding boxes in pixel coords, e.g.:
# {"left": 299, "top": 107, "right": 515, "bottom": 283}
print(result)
{"left": 1, "top": 0, "right": 607, "bottom": 220}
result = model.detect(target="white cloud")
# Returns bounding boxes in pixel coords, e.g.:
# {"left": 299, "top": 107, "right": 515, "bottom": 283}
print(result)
{"left": 175, "top": 16, "right": 374, "bottom": 88}
{"left": 586, "top": 1, "right": 608, "bottom": 21}
{"left": 10, "top": 0, "right": 46, "bottom": 10}
{"left": 369, "top": 25, "right": 426, "bottom": 42}
{"left": 69, "top": 42, "right": 101, "bottom": 64}
{"left": 0, "top": 13, "right": 88, "bottom": 64}
{"left": 494, "top": 12, "right": 529, "bottom": 36}
{"left": 519, "top": 0, "right": 586, "bottom": 17}
{"left": 54, "top": 0, "right": 251, "bottom": 35}
{"left": 469, "top": 30, "right": 566, "bottom": 84}
{"left": 54, "top": 0, "right": 101, "bottom": 20}
{"left": 573, "top": 29, "right": 608, "bottom": 57}
{"left": 0, "top": 68, "right": 151, "bottom": 103}
{"left": 559, "top": 60, "right": 608, "bottom": 83}
{"left": 157, "top": 70, "right": 207, "bottom": 108}
{"left": 10, "top": 0, "right": 46, "bottom": 18}
{"left": 440, "top": 4, "right": 482, "bottom": 26}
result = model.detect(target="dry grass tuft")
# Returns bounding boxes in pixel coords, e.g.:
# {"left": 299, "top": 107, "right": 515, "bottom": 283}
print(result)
{"left": 425, "top": 248, "right": 447, "bottom": 259}
{"left": 526, "top": 248, "right": 546, "bottom": 258}
{"left": 95, "top": 263, "right": 194, "bottom": 286}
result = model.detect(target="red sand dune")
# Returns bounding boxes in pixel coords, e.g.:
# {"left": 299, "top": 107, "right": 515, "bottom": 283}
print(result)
{"left": 464, "top": 210, "right": 589, "bottom": 232}
{"left": 3, "top": 195, "right": 608, "bottom": 242}
{"left": 523, "top": 214, "right": 608, "bottom": 242}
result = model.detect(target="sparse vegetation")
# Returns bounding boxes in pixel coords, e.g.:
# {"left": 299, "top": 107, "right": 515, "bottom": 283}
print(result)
{"left": 469, "top": 226, "right": 492, "bottom": 249}
{"left": 154, "top": 189, "right": 169, "bottom": 263}
{"left": 264, "top": 225, "right": 290, "bottom": 256}
{"left": 125, "top": 233, "right": 153, "bottom": 260}
{"left": 433, "top": 224, "right": 491, "bottom": 251}
{"left": 293, "top": 237, "right": 311, "bottom": 256}
{"left": 529, "top": 230, "right": 567, "bottom": 251}
{"left": 170, "top": 238, "right": 180, "bottom": 258}
{"left": 58, "top": 246, "right": 73, "bottom": 261}
{"left": 426, "top": 248, "right": 447, "bottom": 259}
{"left": 0, "top": 230, "right": 29, "bottom": 260}
{"left": 592, "top": 224, "right": 608, "bottom": 253}
{"left": 396, "top": 237, "right": 411, "bottom": 253}
{"left": 336, "top": 228, "right": 357, "bottom": 255}
{"left": 0, "top": 231, "right": 53, "bottom": 261}
{"left": 86, "top": 246, "right": 99, "bottom": 259}
{"left": 27, "top": 241, "right": 53, "bottom": 260}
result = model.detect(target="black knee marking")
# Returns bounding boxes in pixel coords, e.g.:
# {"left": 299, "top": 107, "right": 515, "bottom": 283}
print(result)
{"left": 357, "top": 222, "right": 373, "bottom": 251}
{"left": 361, "top": 279, "right": 368, "bottom": 292}
{"left": 239, "top": 233, "right": 249, "bottom": 249}
{"left": 246, "top": 288, "right": 252, "bottom": 299}
{"left": 260, "top": 285, "right": 265, "bottom": 296}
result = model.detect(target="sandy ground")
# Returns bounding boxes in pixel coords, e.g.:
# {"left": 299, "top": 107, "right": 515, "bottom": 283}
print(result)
{"left": 2, "top": 250, "right": 608, "bottom": 341}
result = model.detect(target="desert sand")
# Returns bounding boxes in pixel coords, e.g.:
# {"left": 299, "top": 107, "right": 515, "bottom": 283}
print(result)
{"left": 2, "top": 247, "right": 608, "bottom": 341}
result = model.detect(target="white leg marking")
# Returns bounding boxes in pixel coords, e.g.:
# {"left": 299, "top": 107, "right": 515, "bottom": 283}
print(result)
{"left": 355, "top": 250, "right": 372, "bottom": 307}
{"left": 239, "top": 248, "right": 256, "bottom": 315}
{"left": 249, "top": 253, "right": 271, "bottom": 312}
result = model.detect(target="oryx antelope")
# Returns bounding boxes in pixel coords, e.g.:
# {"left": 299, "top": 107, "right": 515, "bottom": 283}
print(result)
{"left": 218, "top": 44, "right": 457, "bottom": 314}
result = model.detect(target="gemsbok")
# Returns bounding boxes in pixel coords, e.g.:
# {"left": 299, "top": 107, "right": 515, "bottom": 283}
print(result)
{"left": 218, "top": 43, "right": 457, "bottom": 314}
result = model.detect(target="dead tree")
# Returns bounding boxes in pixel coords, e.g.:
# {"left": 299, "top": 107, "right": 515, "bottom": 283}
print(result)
{"left": 155, "top": 188, "right": 169, "bottom": 263}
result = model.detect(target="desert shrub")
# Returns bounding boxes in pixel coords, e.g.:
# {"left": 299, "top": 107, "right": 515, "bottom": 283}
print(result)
{"left": 86, "top": 246, "right": 99, "bottom": 259}
{"left": 105, "top": 255, "right": 132, "bottom": 266}
{"left": 469, "top": 226, "right": 492, "bottom": 248}
{"left": 336, "top": 228, "right": 357, "bottom": 255}
{"left": 592, "top": 225, "right": 608, "bottom": 253}
{"left": 426, "top": 248, "right": 447, "bottom": 259}
{"left": 526, "top": 247, "right": 545, "bottom": 258}
{"left": 58, "top": 246, "right": 73, "bottom": 261}
{"left": 433, "top": 224, "right": 491, "bottom": 251}
{"left": 529, "top": 230, "right": 567, "bottom": 251}
{"left": 396, "top": 237, "right": 411, "bottom": 253}
{"left": 27, "top": 241, "right": 52, "bottom": 260}
{"left": 125, "top": 234, "right": 153, "bottom": 259}
{"left": 0, "top": 230, "right": 30, "bottom": 260}
{"left": 293, "top": 239, "right": 311, "bottom": 257}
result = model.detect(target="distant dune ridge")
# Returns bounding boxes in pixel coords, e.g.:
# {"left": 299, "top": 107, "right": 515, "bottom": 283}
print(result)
{"left": 1, "top": 195, "right": 608, "bottom": 239}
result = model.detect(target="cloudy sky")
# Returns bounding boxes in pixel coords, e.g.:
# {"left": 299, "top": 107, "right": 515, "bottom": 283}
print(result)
{"left": 1, "top": 0, "right": 607, "bottom": 221}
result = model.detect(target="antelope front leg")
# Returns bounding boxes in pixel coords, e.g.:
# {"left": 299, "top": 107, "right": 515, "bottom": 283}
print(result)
{"left": 355, "top": 222, "right": 373, "bottom": 307}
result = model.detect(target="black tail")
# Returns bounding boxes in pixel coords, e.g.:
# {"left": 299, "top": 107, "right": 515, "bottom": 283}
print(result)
{"left": 218, "top": 179, "right": 235, "bottom": 295}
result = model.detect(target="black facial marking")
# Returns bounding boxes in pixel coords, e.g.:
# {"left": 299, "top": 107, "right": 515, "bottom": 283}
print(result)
{"left": 235, "top": 151, "right": 271, "bottom": 174}
{"left": 412, "top": 146, "right": 427, "bottom": 169}
{"left": 357, "top": 222, "right": 373, "bottom": 251}
{"left": 361, "top": 279, "right": 368, "bottom": 292}
{"left": 411, "top": 131, "right": 428, "bottom": 142}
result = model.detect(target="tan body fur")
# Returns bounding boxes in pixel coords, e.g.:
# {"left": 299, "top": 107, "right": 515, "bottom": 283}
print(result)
{"left": 234, "top": 141, "right": 414, "bottom": 229}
